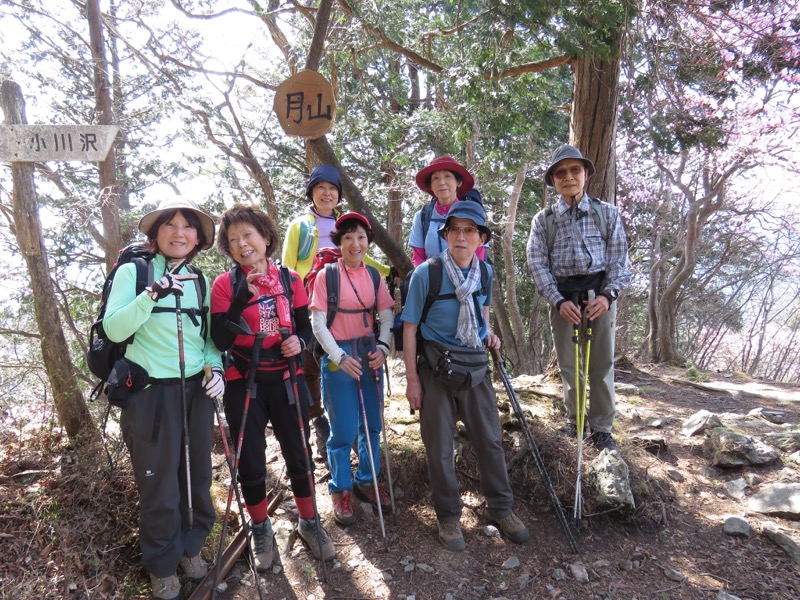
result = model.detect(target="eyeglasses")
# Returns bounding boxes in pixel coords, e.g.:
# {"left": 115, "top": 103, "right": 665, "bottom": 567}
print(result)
{"left": 446, "top": 225, "right": 479, "bottom": 236}
{"left": 553, "top": 165, "right": 585, "bottom": 180}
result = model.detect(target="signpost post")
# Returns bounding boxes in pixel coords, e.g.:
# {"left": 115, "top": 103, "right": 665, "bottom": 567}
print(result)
{"left": 0, "top": 124, "right": 118, "bottom": 162}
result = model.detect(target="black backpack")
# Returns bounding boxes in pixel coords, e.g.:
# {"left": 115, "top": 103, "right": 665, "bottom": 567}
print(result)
{"left": 393, "top": 256, "right": 489, "bottom": 352}
{"left": 86, "top": 244, "right": 207, "bottom": 400}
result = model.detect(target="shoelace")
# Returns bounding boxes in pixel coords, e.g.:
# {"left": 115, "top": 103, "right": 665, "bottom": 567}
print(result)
{"left": 338, "top": 492, "right": 354, "bottom": 515}
{"left": 253, "top": 522, "right": 271, "bottom": 553}
{"left": 441, "top": 521, "right": 460, "bottom": 534}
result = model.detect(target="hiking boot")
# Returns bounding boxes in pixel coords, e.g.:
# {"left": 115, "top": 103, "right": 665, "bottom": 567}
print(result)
{"left": 437, "top": 519, "right": 465, "bottom": 552}
{"left": 178, "top": 553, "right": 208, "bottom": 580}
{"left": 354, "top": 482, "right": 393, "bottom": 513}
{"left": 149, "top": 573, "right": 181, "bottom": 600}
{"left": 485, "top": 509, "right": 530, "bottom": 544}
{"left": 331, "top": 489, "right": 356, "bottom": 525}
{"left": 313, "top": 415, "right": 330, "bottom": 463}
{"left": 589, "top": 431, "right": 617, "bottom": 451}
{"left": 298, "top": 517, "right": 337, "bottom": 561}
{"left": 249, "top": 519, "right": 274, "bottom": 571}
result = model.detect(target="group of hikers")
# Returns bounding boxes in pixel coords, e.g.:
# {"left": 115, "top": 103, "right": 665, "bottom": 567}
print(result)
{"left": 102, "top": 144, "right": 631, "bottom": 599}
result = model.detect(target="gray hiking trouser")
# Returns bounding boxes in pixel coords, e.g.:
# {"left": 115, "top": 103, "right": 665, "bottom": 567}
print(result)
{"left": 550, "top": 301, "right": 617, "bottom": 433}
{"left": 418, "top": 366, "right": 514, "bottom": 522}
{"left": 121, "top": 378, "right": 215, "bottom": 578}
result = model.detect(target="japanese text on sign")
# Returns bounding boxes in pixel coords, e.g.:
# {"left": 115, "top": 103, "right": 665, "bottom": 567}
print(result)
{"left": 0, "top": 125, "right": 118, "bottom": 162}
{"left": 273, "top": 70, "right": 337, "bottom": 139}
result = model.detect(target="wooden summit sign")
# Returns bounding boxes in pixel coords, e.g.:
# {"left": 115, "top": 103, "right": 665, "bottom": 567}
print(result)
{"left": 273, "top": 70, "right": 336, "bottom": 139}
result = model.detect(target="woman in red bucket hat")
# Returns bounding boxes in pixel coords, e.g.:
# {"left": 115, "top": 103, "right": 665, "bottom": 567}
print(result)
{"left": 409, "top": 156, "right": 486, "bottom": 265}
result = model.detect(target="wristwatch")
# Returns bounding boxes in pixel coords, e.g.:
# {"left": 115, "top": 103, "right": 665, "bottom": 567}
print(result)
{"left": 600, "top": 289, "right": 618, "bottom": 304}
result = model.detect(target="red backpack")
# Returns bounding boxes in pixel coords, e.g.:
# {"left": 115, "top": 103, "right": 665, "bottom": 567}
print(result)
{"left": 303, "top": 248, "right": 342, "bottom": 299}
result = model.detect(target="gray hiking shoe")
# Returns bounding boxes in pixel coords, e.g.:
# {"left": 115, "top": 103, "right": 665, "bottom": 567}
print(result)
{"left": 149, "top": 573, "right": 181, "bottom": 600}
{"left": 249, "top": 519, "right": 274, "bottom": 571}
{"left": 437, "top": 519, "right": 465, "bottom": 552}
{"left": 485, "top": 509, "right": 529, "bottom": 544}
{"left": 178, "top": 553, "right": 208, "bottom": 580}
{"left": 298, "top": 517, "right": 337, "bottom": 561}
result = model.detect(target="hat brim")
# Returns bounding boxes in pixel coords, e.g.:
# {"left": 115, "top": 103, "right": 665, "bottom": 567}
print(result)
{"left": 438, "top": 221, "right": 492, "bottom": 242}
{"left": 335, "top": 212, "right": 371, "bottom": 232}
{"left": 138, "top": 205, "right": 215, "bottom": 250}
{"left": 415, "top": 164, "right": 475, "bottom": 198}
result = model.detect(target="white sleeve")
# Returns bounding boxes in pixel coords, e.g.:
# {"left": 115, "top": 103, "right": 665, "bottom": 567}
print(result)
{"left": 378, "top": 307, "right": 394, "bottom": 355}
{"left": 310, "top": 309, "right": 347, "bottom": 366}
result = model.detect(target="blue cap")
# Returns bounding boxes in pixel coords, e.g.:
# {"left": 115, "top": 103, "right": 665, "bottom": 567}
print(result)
{"left": 438, "top": 200, "right": 492, "bottom": 241}
{"left": 306, "top": 165, "right": 343, "bottom": 203}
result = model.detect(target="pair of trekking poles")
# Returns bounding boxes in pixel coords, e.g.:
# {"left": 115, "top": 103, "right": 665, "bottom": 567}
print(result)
{"left": 152, "top": 264, "right": 265, "bottom": 598}
{"left": 349, "top": 335, "right": 397, "bottom": 550}
{"left": 571, "top": 289, "right": 595, "bottom": 523}
{"left": 210, "top": 326, "right": 398, "bottom": 595}
{"left": 209, "top": 319, "right": 317, "bottom": 598}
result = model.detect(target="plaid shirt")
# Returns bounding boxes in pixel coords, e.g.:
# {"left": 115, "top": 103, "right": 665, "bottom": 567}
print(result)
{"left": 526, "top": 194, "right": 631, "bottom": 307}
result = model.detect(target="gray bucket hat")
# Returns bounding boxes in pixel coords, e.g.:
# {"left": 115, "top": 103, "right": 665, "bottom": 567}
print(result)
{"left": 544, "top": 144, "right": 595, "bottom": 187}
{"left": 138, "top": 198, "right": 216, "bottom": 250}
{"left": 438, "top": 200, "right": 492, "bottom": 241}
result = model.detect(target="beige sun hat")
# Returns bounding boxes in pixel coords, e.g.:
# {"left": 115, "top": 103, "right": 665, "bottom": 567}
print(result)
{"left": 137, "top": 198, "right": 216, "bottom": 250}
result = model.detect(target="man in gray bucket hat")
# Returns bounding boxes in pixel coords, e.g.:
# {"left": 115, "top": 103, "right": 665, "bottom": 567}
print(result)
{"left": 526, "top": 144, "right": 631, "bottom": 451}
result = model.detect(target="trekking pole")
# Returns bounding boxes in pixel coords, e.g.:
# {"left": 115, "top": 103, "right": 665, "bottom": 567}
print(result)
{"left": 572, "top": 292, "right": 586, "bottom": 523}
{"left": 206, "top": 368, "right": 263, "bottom": 600}
{"left": 174, "top": 291, "right": 194, "bottom": 530}
{"left": 213, "top": 325, "right": 266, "bottom": 600}
{"left": 490, "top": 348, "right": 579, "bottom": 554}
{"left": 368, "top": 334, "right": 396, "bottom": 523}
{"left": 279, "top": 327, "right": 328, "bottom": 583}
{"left": 351, "top": 340, "right": 389, "bottom": 550}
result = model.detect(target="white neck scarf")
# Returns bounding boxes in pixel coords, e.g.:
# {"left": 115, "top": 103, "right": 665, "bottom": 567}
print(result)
{"left": 441, "top": 250, "right": 483, "bottom": 348}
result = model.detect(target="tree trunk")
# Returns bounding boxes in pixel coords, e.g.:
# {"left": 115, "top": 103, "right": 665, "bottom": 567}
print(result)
{"left": 1, "top": 80, "right": 95, "bottom": 441}
{"left": 570, "top": 33, "right": 622, "bottom": 205}
{"left": 383, "top": 163, "right": 403, "bottom": 271}
{"left": 87, "top": 0, "right": 121, "bottom": 272}
{"left": 501, "top": 163, "right": 535, "bottom": 373}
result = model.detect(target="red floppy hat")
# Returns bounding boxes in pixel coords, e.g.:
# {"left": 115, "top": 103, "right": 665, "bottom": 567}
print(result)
{"left": 415, "top": 156, "right": 474, "bottom": 197}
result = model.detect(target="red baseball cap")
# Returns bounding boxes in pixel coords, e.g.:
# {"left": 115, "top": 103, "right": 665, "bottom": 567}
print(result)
{"left": 335, "top": 212, "right": 371, "bottom": 232}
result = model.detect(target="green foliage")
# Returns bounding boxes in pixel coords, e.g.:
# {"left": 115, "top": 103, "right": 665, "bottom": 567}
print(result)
{"left": 685, "top": 362, "right": 710, "bottom": 383}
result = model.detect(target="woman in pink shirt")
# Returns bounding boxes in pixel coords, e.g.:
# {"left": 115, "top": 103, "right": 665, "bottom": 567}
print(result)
{"left": 309, "top": 213, "right": 395, "bottom": 526}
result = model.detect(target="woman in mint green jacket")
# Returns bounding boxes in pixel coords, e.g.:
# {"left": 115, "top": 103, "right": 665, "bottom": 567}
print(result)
{"left": 103, "top": 198, "right": 223, "bottom": 600}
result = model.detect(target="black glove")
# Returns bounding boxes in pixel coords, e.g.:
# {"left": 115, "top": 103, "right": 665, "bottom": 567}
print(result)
{"left": 147, "top": 274, "right": 184, "bottom": 300}
{"left": 232, "top": 273, "right": 254, "bottom": 308}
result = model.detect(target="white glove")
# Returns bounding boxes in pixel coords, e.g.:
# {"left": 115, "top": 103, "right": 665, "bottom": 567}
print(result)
{"left": 147, "top": 274, "right": 185, "bottom": 301}
{"left": 203, "top": 367, "right": 226, "bottom": 399}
